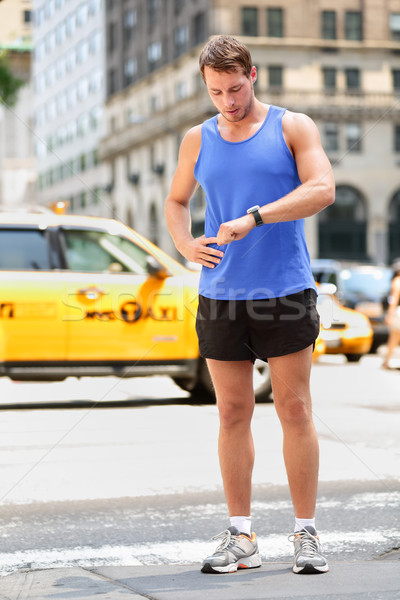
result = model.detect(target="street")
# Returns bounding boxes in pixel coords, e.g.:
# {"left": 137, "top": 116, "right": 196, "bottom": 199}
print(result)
{"left": 0, "top": 353, "right": 399, "bottom": 578}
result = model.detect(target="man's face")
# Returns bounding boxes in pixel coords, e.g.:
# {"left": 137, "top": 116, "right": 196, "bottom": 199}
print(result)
{"left": 203, "top": 65, "right": 257, "bottom": 123}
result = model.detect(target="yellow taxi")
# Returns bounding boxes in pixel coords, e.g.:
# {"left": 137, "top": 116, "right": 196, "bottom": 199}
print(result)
{"left": 317, "top": 284, "right": 373, "bottom": 361}
{"left": 0, "top": 209, "right": 276, "bottom": 401}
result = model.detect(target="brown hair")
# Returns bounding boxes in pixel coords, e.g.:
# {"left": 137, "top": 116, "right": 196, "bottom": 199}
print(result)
{"left": 199, "top": 35, "right": 252, "bottom": 81}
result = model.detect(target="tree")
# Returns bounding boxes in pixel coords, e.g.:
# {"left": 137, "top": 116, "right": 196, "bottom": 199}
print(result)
{"left": 0, "top": 52, "right": 24, "bottom": 107}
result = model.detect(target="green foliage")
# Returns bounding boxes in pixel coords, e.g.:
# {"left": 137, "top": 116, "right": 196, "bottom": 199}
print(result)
{"left": 0, "top": 57, "right": 24, "bottom": 107}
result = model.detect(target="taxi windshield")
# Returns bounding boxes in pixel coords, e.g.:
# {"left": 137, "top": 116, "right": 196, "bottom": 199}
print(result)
{"left": 61, "top": 228, "right": 151, "bottom": 274}
{"left": 338, "top": 267, "right": 392, "bottom": 300}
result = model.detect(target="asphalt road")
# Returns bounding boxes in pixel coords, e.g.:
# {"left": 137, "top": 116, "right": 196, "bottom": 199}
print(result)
{"left": 0, "top": 353, "right": 398, "bottom": 577}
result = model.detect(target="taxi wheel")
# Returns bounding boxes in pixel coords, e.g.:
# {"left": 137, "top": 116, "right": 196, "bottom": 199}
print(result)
{"left": 173, "top": 359, "right": 272, "bottom": 403}
{"left": 345, "top": 353, "right": 363, "bottom": 362}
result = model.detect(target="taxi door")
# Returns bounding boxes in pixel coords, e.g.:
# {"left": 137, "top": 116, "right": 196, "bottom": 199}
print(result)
{"left": 0, "top": 227, "right": 67, "bottom": 362}
{"left": 60, "top": 227, "right": 190, "bottom": 364}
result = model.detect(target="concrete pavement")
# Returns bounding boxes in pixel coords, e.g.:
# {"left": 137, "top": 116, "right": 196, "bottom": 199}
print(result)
{"left": 2, "top": 557, "right": 400, "bottom": 600}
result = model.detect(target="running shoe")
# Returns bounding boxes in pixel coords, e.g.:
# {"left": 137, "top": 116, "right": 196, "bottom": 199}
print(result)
{"left": 289, "top": 526, "right": 329, "bottom": 574}
{"left": 201, "top": 526, "right": 262, "bottom": 574}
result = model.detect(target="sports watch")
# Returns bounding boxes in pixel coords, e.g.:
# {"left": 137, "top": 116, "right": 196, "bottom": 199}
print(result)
{"left": 247, "top": 205, "right": 263, "bottom": 227}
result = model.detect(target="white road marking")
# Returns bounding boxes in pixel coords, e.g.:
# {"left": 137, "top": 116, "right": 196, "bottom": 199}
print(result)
{"left": 0, "top": 528, "right": 397, "bottom": 578}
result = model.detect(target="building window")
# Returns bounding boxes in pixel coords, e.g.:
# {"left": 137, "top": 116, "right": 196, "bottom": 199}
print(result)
{"left": 108, "top": 68, "right": 117, "bottom": 96}
{"left": 193, "top": 12, "right": 206, "bottom": 46}
{"left": 321, "top": 10, "right": 336, "bottom": 39}
{"left": 319, "top": 185, "right": 367, "bottom": 260}
{"left": 242, "top": 7, "right": 258, "bottom": 36}
{"left": 392, "top": 69, "right": 400, "bottom": 91}
{"left": 148, "top": 0, "right": 158, "bottom": 28}
{"left": 24, "top": 10, "right": 32, "bottom": 23}
{"left": 174, "top": 0, "right": 184, "bottom": 14}
{"left": 174, "top": 25, "right": 188, "bottom": 57}
{"left": 389, "top": 13, "right": 400, "bottom": 41}
{"left": 148, "top": 41, "right": 162, "bottom": 71}
{"left": 149, "top": 204, "right": 159, "bottom": 246}
{"left": 345, "top": 11, "right": 363, "bottom": 41}
{"left": 345, "top": 123, "right": 362, "bottom": 152}
{"left": 268, "top": 65, "right": 283, "bottom": 88}
{"left": 324, "top": 123, "right": 339, "bottom": 152}
{"left": 175, "top": 81, "right": 187, "bottom": 100}
{"left": 108, "top": 22, "right": 116, "bottom": 52}
{"left": 345, "top": 68, "right": 360, "bottom": 90}
{"left": 322, "top": 67, "right": 336, "bottom": 90}
{"left": 124, "top": 9, "right": 137, "bottom": 45}
{"left": 394, "top": 124, "right": 400, "bottom": 152}
{"left": 124, "top": 58, "right": 137, "bottom": 87}
{"left": 267, "top": 8, "right": 283, "bottom": 37}
{"left": 76, "top": 2, "right": 89, "bottom": 26}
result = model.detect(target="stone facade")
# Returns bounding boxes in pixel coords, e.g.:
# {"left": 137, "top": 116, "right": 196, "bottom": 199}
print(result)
{"left": 101, "top": 1, "right": 400, "bottom": 263}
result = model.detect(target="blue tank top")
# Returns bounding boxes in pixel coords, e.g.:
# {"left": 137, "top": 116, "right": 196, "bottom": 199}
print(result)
{"left": 193, "top": 105, "right": 317, "bottom": 300}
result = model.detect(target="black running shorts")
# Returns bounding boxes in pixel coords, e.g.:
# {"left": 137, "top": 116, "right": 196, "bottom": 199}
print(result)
{"left": 195, "top": 288, "right": 319, "bottom": 362}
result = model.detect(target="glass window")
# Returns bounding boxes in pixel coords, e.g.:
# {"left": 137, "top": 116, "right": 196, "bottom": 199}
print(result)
{"left": 321, "top": 10, "right": 336, "bottom": 39}
{"left": 77, "top": 39, "right": 89, "bottom": 63}
{"left": 192, "top": 12, "right": 206, "bottom": 45}
{"left": 345, "top": 68, "right": 360, "bottom": 90}
{"left": 345, "top": 123, "right": 362, "bottom": 152}
{"left": 389, "top": 13, "right": 400, "bottom": 41}
{"left": 61, "top": 229, "right": 152, "bottom": 274}
{"left": 89, "top": 30, "right": 101, "bottom": 54}
{"left": 76, "top": 2, "right": 89, "bottom": 26}
{"left": 322, "top": 67, "right": 336, "bottom": 90}
{"left": 242, "top": 7, "right": 258, "bottom": 36}
{"left": 268, "top": 65, "right": 283, "bottom": 87}
{"left": 394, "top": 124, "right": 400, "bottom": 152}
{"left": 174, "top": 25, "right": 188, "bottom": 57}
{"left": 124, "top": 58, "right": 137, "bottom": 86}
{"left": 324, "top": 123, "right": 339, "bottom": 152}
{"left": 66, "top": 12, "right": 76, "bottom": 36}
{"left": 24, "top": 10, "right": 32, "bottom": 23}
{"left": 267, "top": 8, "right": 283, "bottom": 37}
{"left": 108, "top": 68, "right": 117, "bottom": 96}
{"left": 148, "top": 41, "right": 162, "bottom": 70}
{"left": 392, "top": 69, "right": 400, "bottom": 90}
{"left": 148, "top": 0, "right": 158, "bottom": 26}
{"left": 89, "top": 0, "right": 101, "bottom": 14}
{"left": 0, "top": 230, "right": 51, "bottom": 270}
{"left": 345, "top": 11, "right": 363, "bottom": 40}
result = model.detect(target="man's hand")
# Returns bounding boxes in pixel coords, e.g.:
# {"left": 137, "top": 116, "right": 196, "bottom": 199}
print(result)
{"left": 180, "top": 235, "right": 224, "bottom": 268}
{"left": 216, "top": 214, "right": 255, "bottom": 246}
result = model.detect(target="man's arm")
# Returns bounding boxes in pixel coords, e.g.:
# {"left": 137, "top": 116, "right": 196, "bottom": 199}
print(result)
{"left": 216, "top": 111, "right": 335, "bottom": 245}
{"left": 165, "top": 126, "right": 224, "bottom": 268}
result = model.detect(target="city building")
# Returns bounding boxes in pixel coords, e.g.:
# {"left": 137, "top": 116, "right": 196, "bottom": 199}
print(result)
{"left": 0, "top": 0, "right": 32, "bottom": 47}
{"left": 100, "top": 0, "right": 400, "bottom": 264}
{"left": 32, "top": 0, "right": 108, "bottom": 216}
{"left": 0, "top": 0, "right": 35, "bottom": 208}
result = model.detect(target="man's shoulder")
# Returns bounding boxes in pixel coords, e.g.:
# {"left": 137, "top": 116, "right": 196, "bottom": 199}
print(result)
{"left": 282, "top": 110, "right": 320, "bottom": 145}
{"left": 283, "top": 110, "right": 315, "bottom": 129}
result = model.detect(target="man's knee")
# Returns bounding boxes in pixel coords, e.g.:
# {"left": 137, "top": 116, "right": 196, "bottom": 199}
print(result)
{"left": 217, "top": 396, "right": 254, "bottom": 430}
{"left": 276, "top": 393, "right": 312, "bottom": 427}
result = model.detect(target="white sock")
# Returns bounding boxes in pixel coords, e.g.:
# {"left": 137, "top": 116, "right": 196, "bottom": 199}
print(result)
{"left": 230, "top": 516, "right": 252, "bottom": 536}
{"left": 294, "top": 517, "right": 316, "bottom": 533}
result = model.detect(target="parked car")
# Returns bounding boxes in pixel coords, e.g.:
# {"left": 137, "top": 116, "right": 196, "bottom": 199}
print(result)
{"left": 0, "top": 209, "right": 276, "bottom": 401}
{"left": 317, "top": 283, "right": 373, "bottom": 361}
{"left": 311, "top": 259, "right": 393, "bottom": 352}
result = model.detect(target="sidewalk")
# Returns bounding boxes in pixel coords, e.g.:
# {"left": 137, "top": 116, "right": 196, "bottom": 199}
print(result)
{"left": 2, "top": 556, "right": 400, "bottom": 600}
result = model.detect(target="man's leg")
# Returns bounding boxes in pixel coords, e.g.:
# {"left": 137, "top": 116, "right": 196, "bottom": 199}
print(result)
{"left": 269, "top": 344, "right": 328, "bottom": 574}
{"left": 201, "top": 359, "right": 262, "bottom": 573}
{"left": 206, "top": 359, "right": 255, "bottom": 517}
{"left": 268, "top": 345, "right": 318, "bottom": 519}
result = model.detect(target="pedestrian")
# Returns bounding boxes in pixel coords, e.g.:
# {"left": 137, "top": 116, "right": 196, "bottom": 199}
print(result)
{"left": 165, "top": 35, "right": 335, "bottom": 575}
{"left": 382, "top": 259, "right": 400, "bottom": 369}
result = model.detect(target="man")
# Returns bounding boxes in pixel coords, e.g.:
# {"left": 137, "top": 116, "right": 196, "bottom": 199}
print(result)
{"left": 165, "top": 35, "right": 335, "bottom": 575}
